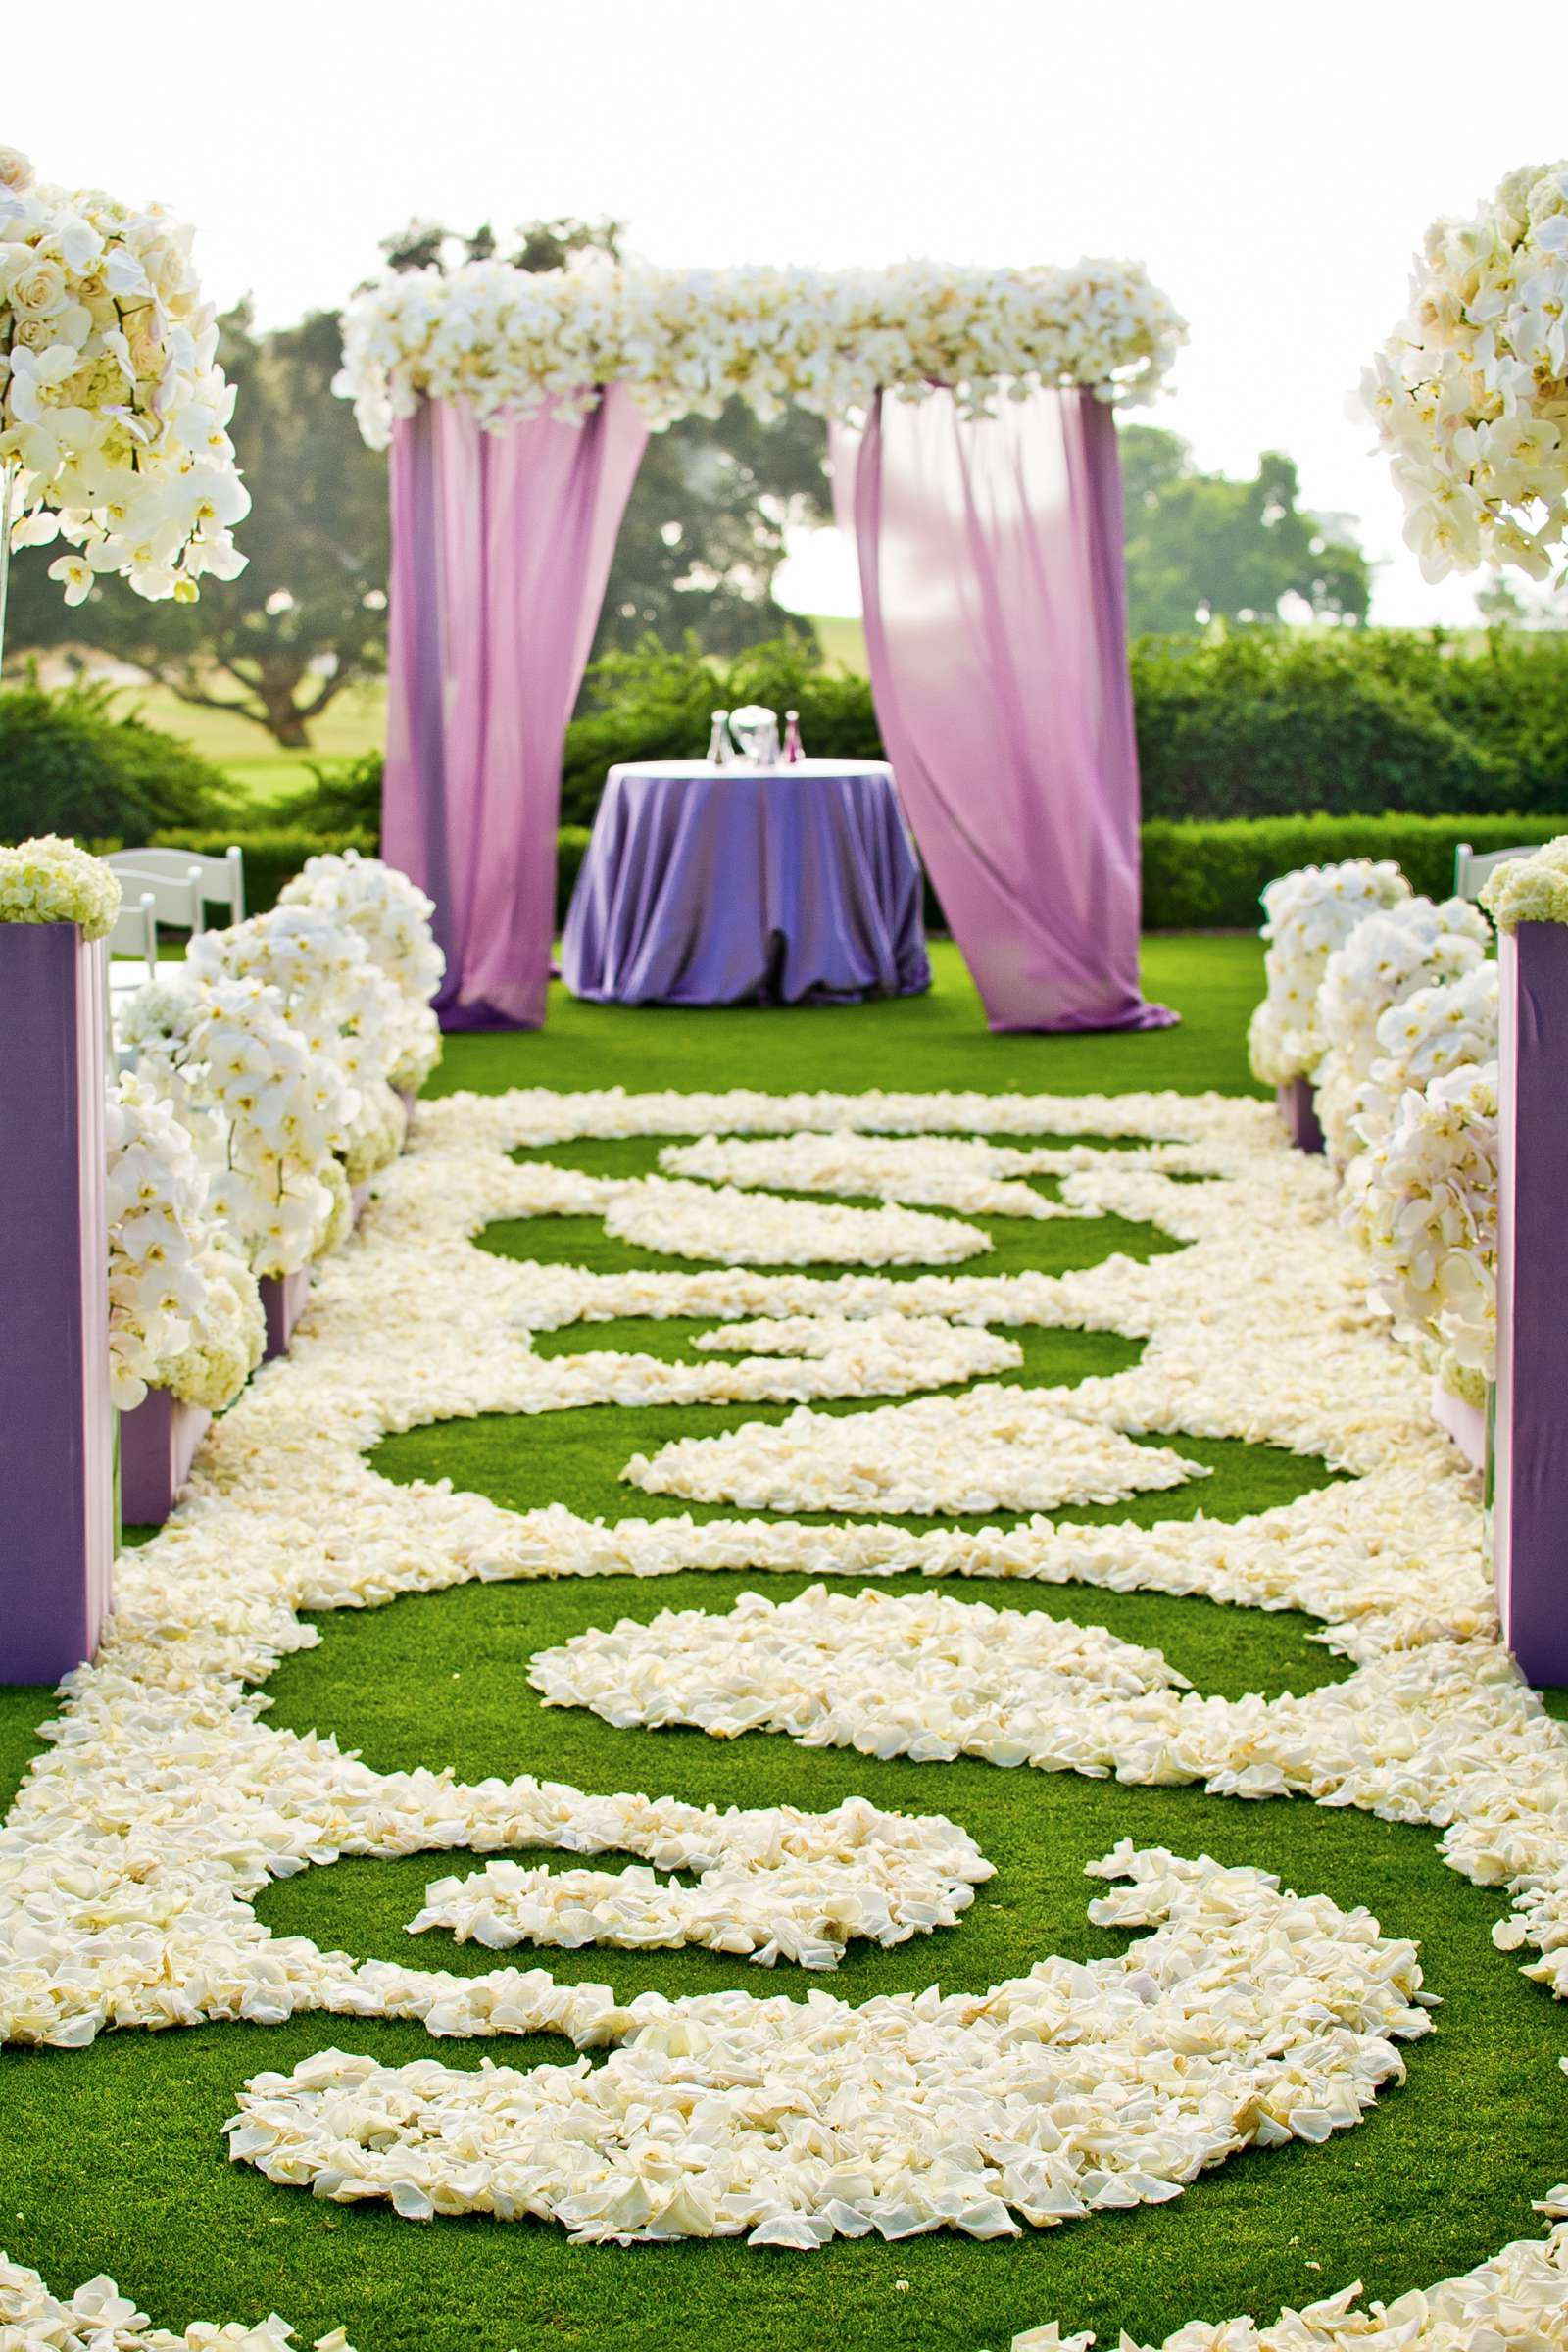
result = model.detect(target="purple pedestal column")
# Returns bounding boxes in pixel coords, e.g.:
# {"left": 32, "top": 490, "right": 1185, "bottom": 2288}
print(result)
{"left": 1494, "top": 924, "right": 1568, "bottom": 1682}
{"left": 0, "top": 926, "right": 114, "bottom": 1682}
{"left": 1276, "top": 1078, "right": 1325, "bottom": 1154}
{"left": 261, "top": 1268, "right": 311, "bottom": 1360}
{"left": 119, "top": 1390, "right": 211, "bottom": 1527}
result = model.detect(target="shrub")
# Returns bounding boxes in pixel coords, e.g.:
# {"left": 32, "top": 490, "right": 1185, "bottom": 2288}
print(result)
{"left": 149, "top": 826, "right": 378, "bottom": 915}
{"left": 0, "top": 681, "right": 234, "bottom": 842}
{"left": 1139, "top": 813, "right": 1568, "bottom": 930}
{"left": 1129, "top": 633, "right": 1516, "bottom": 820}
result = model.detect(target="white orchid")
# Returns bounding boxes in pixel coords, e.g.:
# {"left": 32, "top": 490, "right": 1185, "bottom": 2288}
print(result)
{"left": 335, "top": 256, "right": 1188, "bottom": 447}
{"left": 0, "top": 146, "right": 247, "bottom": 612}
{"left": 1312, "top": 895, "right": 1491, "bottom": 1167}
{"left": 1359, "top": 161, "right": 1568, "bottom": 578}
{"left": 277, "top": 850, "right": 445, "bottom": 1094}
{"left": 1348, "top": 1059, "right": 1498, "bottom": 1379}
{"left": 1246, "top": 859, "right": 1412, "bottom": 1088}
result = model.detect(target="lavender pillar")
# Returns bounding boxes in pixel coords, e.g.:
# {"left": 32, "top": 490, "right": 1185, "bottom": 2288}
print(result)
{"left": 0, "top": 926, "right": 115, "bottom": 1681}
{"left": 119, "top": 1391, "right": 211, "bottom": 1528}
{"left": 1493, "top": 923, "right": 1568, "bottom": 1682}
{"left": 1276, "top": 1077, "right": 1325, "bottom": 1154}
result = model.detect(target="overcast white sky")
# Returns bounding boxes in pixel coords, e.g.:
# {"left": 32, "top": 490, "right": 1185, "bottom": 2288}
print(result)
{"left": 20, "top": 0, "right": 1568, "bottom": 623}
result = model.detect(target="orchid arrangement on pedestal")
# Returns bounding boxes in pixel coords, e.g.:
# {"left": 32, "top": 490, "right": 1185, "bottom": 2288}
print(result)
{"left": 0, "top": 830, "right": 121, "bottom": 934}
{"left": 0, "top": 145, "right": 247, "bottom": 671}
{"left": 276, "top": 851, "right": 445, "bottom": 1094}
{"left": 1245, "top": 859, "right": 1412, "bottom": 1089}
{"left": 1311, "top": 895, "right": 1492, "bottom": 1167}
{"left": 1347, "top": 1060, "right": 1499, "bottom": 1391}
{"left": 1359, "top": 161, "right": 1568, "bottom": 582}
{"left": 105, "top": 1073, "right": 265, "bottom": 1411}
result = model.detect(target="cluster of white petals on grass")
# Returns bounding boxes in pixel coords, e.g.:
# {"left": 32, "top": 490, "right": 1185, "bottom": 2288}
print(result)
{"left": 624, "top": 1389, "right": 1205, "bottom": 1515}
{"left": 661, "top": 1131, "right": 1103, "bottom": 1219}
{"left": 604, "top": 1175, "right": 990, "bottom": 1265}
{"left": 228, "top": 1849, "right": 1429, "bottom": 2246}
{"left": 336, "top": 257, "right": 1187, "bottom": 446}
{"left": 406, "top": 1793, "right": 989, "bottom": 1971}
{"left": 0, "top": 2256, "right": 351, "bottom": 2352}
{"left": 8, "top": 1080, "right": 1568, "bottom": 2342}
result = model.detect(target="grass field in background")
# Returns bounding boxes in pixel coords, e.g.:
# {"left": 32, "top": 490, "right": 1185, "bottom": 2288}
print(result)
{"left": 4, "top": 936, "right": 1565, "bottom": 2352}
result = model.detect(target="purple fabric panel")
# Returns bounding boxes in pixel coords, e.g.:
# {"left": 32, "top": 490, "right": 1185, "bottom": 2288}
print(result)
{"left": 383, "top": 389, "right": 649, "bottom": 1030}
{"left": 1494, "top": 924, "right": 1568, "bottom": 1681}
{"left": 561, "top": 766, "right": 931, "bottom": 1006}
{"left": 833, "top": 390, "right": 1174, "bottom": 1035}
{"left": 0, "top": 926, "right": 114, "bottom": 1681}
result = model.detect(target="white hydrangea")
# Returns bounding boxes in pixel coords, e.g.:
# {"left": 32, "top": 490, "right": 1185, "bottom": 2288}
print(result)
{"left": 1358, "top": 161, "right": 1568, "bottom": 581}
{"left": 1313, "top": 895, "right": 1491, "bottom": 1166}
{"left": 1348, "top": 1060, "right": 1498, "bottom": 1379}
{"left": 187, "top": 907, "right": 407, "bottom": 1182}
{"left": 1246, "top": 860, "right": 1412, "bottom": 1087}
{"left": 0, "top": 833, "right": 120, "bottom": 937}
{"left": 335, "top": 256, "right": 1189, "bottom": 446}
{"left": 0, "top": 151, "right": 248, "bottom": 606}
{"left": 1482, "top": 835, "right": 1568, "bottom": 930}
{"left": 277, "top": 851, "right": 444, "bottom": 1094}
{"left": 105, "top": 1073, "right": 264, "bottom": 1412}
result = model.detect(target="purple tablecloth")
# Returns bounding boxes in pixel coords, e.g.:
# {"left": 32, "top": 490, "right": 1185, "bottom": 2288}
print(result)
{"left": 562, "top": 760, "right": 932, "bottom": 1006}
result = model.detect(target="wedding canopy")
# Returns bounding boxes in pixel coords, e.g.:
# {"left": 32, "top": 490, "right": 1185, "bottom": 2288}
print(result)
{"left": 341, "top": 257, "right": 1187, "bottom": 1031}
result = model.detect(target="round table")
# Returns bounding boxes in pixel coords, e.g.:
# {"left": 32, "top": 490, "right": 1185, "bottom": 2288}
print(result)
{"left": 561, "top": 759, "right": 932, "bottom": 1007}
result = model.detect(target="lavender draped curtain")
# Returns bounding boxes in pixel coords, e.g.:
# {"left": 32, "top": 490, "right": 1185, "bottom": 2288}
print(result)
{"left": 832, "top": 388, "right": 1174, "bottom": 1034}
{"left": 383, "top": 388, "right": 649, "bottom": 1028}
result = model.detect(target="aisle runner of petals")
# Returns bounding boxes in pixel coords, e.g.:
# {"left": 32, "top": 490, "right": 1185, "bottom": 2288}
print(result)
{"left": 4, "top": 1084, "right": 1568, "bottom": 2349}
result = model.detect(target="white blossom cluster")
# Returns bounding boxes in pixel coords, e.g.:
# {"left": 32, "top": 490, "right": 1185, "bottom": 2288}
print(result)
{"left": 1348, "top": 1062, "right": 1499, "bottom": 1380}
{"left": 624, "top": 1387, "right": 1205, "bottom": 1516}
{"left": 7, "top": 1081, "right": 1568, "bottom": 2344}
{"left": 105, "top": 1073, "right": 264, "bottom": 1411}
{"left": 277, "top": 852, "right": 444, "bottom": 1095}
{"left": 1483, "top": 836, "right": 1568, "bottom": 931}
{"left": 1348, "top": 962, "right": 1500, "bottom": 1160}
{"left": 1247, "top": 861, "right": 1412, "bottom": 1087}
{"left": 0, "top": 147, "right": 247, "bottom": 606}
{"left": 335, "top": 257, "right": 1188, "bottom": 447}
{"left": 0, "top": 831, "right": 121, "bottom": 937}
{"left": 120, "top": 973, "right": 358, "bottom": 1280}
{"left": 1358, "top": 161, "right": 1568, "bottom": 582}
{"left": 1312, "top": 895, "right": 1491, "bottom": 1167}
{"left": 187, "top": 907, "right": 408, "bottom": 1185}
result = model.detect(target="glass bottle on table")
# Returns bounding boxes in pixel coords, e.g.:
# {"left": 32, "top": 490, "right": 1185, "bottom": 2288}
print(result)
{"left": 782, "top": 710, "right": 804, "bottom": 764}
{"left": 706, "top": 710, "right": 733, "bottom": 768}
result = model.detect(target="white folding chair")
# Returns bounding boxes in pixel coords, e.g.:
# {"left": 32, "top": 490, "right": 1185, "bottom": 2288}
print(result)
{"left": 1454, "top": 841, "right": 1538, "bottom": 903}
{"left": 106, "top": 844, "right": 245, "bottom": 930}
{"left": 106, "top": 854, "right": 203, "bottom": 933}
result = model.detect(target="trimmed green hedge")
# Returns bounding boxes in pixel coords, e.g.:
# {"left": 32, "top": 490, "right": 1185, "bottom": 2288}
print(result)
{"left": 156, "top": 812, "right": 1568, "bottom": 943}
{"left": 0, "top": 681, "right": 234, "bottom": 840}
{"left": 1140, "top": 813, "right": 1567, "bottom": 928}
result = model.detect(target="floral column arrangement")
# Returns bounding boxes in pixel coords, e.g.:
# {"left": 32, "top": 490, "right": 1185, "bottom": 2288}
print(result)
{"left": 1481, "top": 846, "right": 1568, "bottom": 1682}
{"left": 0, "top": 839, "right": 119, "bottom": 1680}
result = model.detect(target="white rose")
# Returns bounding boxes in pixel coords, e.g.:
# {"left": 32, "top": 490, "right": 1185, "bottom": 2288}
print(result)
{"left": 0, "top": 146, "right": 32, "bottom": 194}
{"left": 8, "top": 253, "right": 69, "bottom": 317}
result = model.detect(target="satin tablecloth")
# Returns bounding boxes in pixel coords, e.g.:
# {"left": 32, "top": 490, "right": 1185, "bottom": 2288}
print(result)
{"left": 561, "top": 760, "right": 931, "bottom": 1006}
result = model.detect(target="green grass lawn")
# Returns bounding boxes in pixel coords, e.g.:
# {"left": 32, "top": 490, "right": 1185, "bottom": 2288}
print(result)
{"left": 5, "top": 936, "right": 1560, "bottom": 2352}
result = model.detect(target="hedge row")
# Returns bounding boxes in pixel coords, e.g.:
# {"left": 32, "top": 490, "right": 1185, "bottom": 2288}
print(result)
{"left": 156, "top": 812, "right": 1568, "bottom": 939}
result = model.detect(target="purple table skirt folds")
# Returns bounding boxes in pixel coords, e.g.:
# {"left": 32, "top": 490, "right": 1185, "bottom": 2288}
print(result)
{"left": 562, "top": 760, "right": 932, "bottom": 1007}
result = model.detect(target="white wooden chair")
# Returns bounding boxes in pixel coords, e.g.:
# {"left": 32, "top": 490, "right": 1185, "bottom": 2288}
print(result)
{"left": 106, "top": 854, "right": 203, "bottom": 933}
{"left": 106, "top": 844, "right": 245, "bottom": 931}
{"left": 1454, "top": 841, "right": 1538, "bottom": 903}
{"left": 108, "top": 887, "right": 159, "bottom": 995}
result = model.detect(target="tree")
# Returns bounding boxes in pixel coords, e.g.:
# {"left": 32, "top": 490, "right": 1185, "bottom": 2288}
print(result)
{"left": 1118, "top": 426, "right": 1371, "bottom": 635}
{"left": 4, "top": 304, "right": 390, "bottom": 747}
